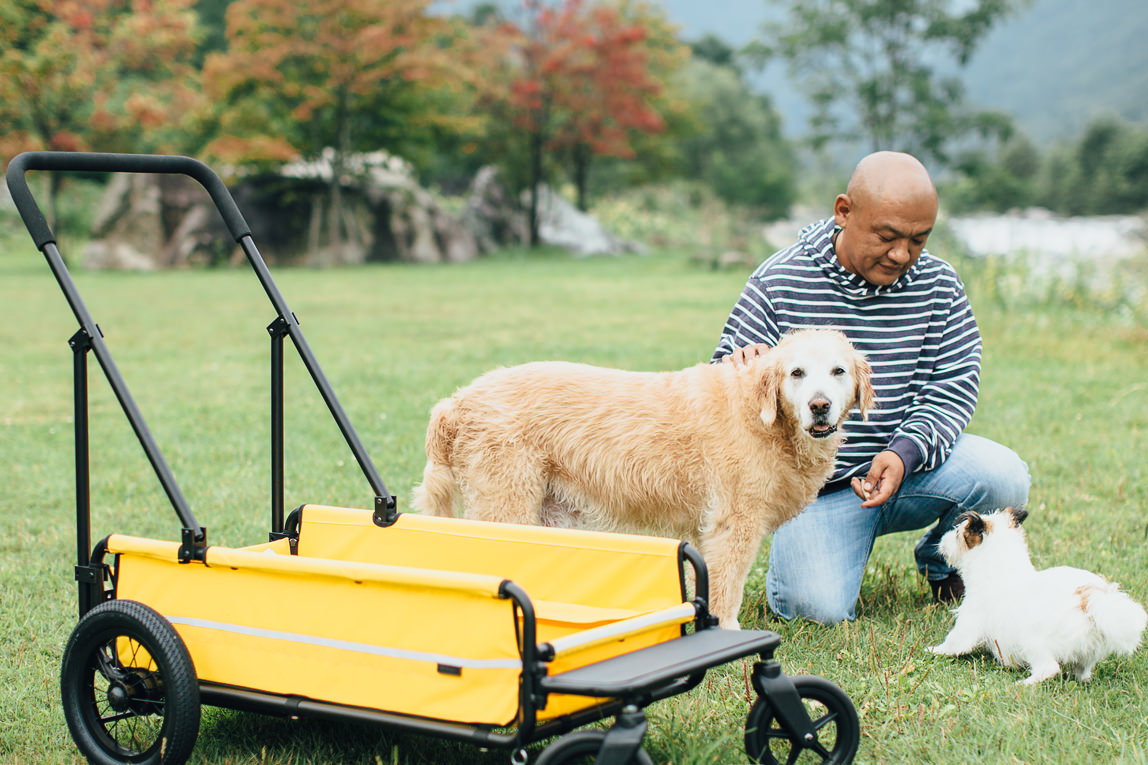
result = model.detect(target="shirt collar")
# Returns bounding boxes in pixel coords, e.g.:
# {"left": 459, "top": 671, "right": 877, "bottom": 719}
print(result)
{"left": 799, "top": 217, "right": 923, "bottom": 295}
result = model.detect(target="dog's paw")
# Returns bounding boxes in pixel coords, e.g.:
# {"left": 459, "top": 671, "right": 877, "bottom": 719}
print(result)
{"left": 929, "top": 644, "right": 956, "bottom": 655}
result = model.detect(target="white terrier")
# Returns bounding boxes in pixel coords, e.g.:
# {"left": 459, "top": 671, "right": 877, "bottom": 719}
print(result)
{"left": 929, "top": 508, "right": 1147, "bottom": 684}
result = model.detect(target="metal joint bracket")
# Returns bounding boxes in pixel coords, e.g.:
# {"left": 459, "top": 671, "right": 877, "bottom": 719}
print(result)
{"left": 68, "top": 327, "right": 94, "bottom": 352}
{"left": 266, "top": 315, "right": 291, "bottom": 338}
{"left": 178, "top": 526, "right": 208, "bottom": 563}
{"left": 74, "top": 563, "right": 104, "bottom": 584}
{"left": 372, "top": 495, "right": 399, "bottom": 527}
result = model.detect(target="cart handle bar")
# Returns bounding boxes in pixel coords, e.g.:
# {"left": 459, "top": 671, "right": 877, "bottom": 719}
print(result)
{"left": 6, "top": 152, "right": 397, "bottom": 560}
{"left": 6, "top": 151, "right": 251, "bottom": 248}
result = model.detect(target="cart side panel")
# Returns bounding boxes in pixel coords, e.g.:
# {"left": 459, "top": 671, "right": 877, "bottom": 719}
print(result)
{"left": 294, "top": 508, "right": 696, "bottom": 721}
{"left": 110, "top": 537, "right": 527, "bottom": 726}
{"left": 298, "top": 507, "right": 687, "bottom": 612}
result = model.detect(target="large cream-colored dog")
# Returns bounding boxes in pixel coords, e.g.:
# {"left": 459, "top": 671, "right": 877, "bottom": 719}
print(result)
{"left": 412, "top": 329, "right": 873, "bottom": 628}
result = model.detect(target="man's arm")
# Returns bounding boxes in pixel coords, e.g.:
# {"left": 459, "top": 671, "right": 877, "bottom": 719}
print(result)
{"left": 712, "top": 275, "right": 781, "bottom": 362}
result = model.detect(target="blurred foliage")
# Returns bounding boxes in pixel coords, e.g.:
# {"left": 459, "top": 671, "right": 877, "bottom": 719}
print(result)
{"left": 945, "top": 114, "right": 1148, "bottom": 215}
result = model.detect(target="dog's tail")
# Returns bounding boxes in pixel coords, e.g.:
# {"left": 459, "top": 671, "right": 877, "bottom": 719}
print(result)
{"left": 411, "top": 398, "right": 461, "bottom": 518}
{"left": 1084, "top": 583, "right": 1148, "bottom": 655}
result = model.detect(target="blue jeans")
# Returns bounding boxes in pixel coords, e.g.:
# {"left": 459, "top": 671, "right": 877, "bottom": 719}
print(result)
{"left": 765, "top": 434, "right": 1031, "bottom": 624}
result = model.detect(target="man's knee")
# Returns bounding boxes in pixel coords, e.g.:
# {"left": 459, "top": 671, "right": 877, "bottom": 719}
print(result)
{"left": 967, "top": 439, "right": 1031, "bottom": 511}
{"left": 768, "top": 578, "right": 856, "bottom": 625}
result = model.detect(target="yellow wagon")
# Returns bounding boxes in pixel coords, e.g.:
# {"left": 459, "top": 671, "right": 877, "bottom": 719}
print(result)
{"left": 8, "top": 152, "right": 858, "bottom": 764}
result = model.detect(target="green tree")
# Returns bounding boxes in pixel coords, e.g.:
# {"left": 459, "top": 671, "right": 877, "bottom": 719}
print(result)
{"left": 200, "top": 0, "right": 475, "bottom": 257}
{"left": 752, "top": 0, "right": 1024, "bottom": 163}
{"left": 0, "top": 0, "right": 203, "bottom": 226}
{"left": 674, "top": 57, "right": 796, "bottom": 218}
{"left": 1038, "top": 115, "right": 1148, "bottom": 215}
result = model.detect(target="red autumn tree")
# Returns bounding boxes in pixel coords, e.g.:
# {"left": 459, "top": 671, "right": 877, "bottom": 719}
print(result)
{"left": 481, "top": 0, "right": 678, "bottom": 245}
{"left": 0, "top": 0, "right": 202, "bottom": 227}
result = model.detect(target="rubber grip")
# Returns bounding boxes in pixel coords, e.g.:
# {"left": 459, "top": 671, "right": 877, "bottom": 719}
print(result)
{"left": 5, "top": 151, "right": 251, "bottom": 248}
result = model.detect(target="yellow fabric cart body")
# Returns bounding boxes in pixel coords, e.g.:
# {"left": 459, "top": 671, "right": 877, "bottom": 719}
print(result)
{"left": 8, "top": 152, "right": 859, "bottom": 765}
{"left": 109, "top": 506, "right": 696, "bottom": 727}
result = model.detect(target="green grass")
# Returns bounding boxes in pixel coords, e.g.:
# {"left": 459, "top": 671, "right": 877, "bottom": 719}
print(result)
{"left": 2, "top": 214, "right": 1147, "bottom": 764}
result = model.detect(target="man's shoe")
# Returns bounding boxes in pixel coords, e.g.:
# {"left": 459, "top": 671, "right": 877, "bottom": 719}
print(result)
{"left": 930, "top": 572, "right": 964, "bottom": 604}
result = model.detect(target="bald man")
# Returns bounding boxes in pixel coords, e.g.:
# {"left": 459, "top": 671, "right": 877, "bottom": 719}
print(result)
{"left": 712, "top": 151, "right": 1030, "bottom": 624}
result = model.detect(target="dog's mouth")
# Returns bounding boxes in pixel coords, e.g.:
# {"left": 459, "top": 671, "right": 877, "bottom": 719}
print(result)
{"left": 808, "top": 423, "right": 838, "bottom": 439}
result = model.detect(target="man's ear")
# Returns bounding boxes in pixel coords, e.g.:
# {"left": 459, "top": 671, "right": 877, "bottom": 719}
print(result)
{"left": 833, "top": 193, "right": 853, "bottom": 229}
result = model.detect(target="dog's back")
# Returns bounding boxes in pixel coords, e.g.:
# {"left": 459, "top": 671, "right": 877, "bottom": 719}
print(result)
{"left": 1052, "top": 570, "right": 1148, "bottom": 657}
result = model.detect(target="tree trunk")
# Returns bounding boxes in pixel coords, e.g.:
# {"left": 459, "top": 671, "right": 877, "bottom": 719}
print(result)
{"left": 572, "top": 143, "right": 591, "bottom": 212}
{"left": 529, "top": 128, "right": 544, "bottom": 248}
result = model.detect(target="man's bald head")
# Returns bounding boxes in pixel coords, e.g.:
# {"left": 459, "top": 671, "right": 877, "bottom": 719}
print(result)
{"left": 845, "top": 151, "right": 938, "bottom": 216}
{"left": 832, "top": 152, "right": 939, "bottom": 286}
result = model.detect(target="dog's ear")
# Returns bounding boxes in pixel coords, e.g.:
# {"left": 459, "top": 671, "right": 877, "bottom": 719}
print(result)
{"left": 1007, "top": 507, "right": 1029, "bottom": 526}
{"left": 758, "top": 360, "right": 781, "bottom": 427}
{"left": 852, "top": 353, "right": 876, "bottom": 421}
{"left": 956, "top": 510, "right": 985, "bottom": 548}
{"left": 956, "top": 510, "right": 984, "bottom": 532}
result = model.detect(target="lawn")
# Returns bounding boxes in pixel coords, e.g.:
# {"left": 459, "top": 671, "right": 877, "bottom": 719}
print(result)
{"left": 1, "top": 209, "right": 1146, "bottom": 763}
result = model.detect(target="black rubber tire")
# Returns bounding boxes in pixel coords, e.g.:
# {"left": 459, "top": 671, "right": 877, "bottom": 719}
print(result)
{"left": 60, "top": 599, "right": 200, "bottom": 765}
{"left": 744, "top": 674, "right": 859, "bottom": 764}
{"left": 536, "top": 729, "right": 655, "bottom": 765}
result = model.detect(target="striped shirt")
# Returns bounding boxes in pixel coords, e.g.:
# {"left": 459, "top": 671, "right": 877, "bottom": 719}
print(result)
{"left": 711, "top": 217, "right": 981, "bottom": 492}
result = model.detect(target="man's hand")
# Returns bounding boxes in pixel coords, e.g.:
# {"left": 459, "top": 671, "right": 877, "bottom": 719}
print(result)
{"left": 722, "top": 343, "right": 771, "bottom": 366}
{"left": 851, "top": 450, "right": 906, "bottom": 508}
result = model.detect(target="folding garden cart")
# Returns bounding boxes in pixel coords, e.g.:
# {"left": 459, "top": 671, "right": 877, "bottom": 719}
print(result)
{"left": 7, "top": 151, "right": 860, "bottom": 764}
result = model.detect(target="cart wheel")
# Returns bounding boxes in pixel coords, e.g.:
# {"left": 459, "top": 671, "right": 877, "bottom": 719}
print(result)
{"left": 744, "top": 675, "right": 859, "bottom": 764}
{"left": 535, "top": 730, "right": 655, "bottom": 765}
{"left": 60, "top": 599, "right": 200, "bottom": 765}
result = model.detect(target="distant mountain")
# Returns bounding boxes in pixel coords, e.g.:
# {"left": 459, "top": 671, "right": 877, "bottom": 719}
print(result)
{"left": 451, "top": 0, "right": 1148, "bottom": 144}
{"left": 657, "top": 0, "right": 1148, "bottom": 144}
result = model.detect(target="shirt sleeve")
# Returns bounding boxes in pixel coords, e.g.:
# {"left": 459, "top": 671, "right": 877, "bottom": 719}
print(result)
{"left": 711, "top": 275, "right": 783, "bottom": 362}
{"left": 888, "top": 279, "right": 982, "bottom": 473}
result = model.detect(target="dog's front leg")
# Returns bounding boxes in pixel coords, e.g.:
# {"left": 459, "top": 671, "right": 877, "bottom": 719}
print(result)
{"left": 700, "top": 511, "right": 769, "bottom": 630}
{"left": 929, "top": 615, "right": 984, "bottom": 656}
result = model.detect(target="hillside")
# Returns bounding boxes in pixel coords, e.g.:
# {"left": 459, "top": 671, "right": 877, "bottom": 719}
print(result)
{"left": 656, "top": 0, "right": 1148, "bottom": 144}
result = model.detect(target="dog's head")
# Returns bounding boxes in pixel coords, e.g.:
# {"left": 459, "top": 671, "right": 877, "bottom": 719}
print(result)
{"left": 756, "top": 329, "right": 875, "bottom": 440}
{"left": 938, "top": 507, "right": 1029, "bottom": 567}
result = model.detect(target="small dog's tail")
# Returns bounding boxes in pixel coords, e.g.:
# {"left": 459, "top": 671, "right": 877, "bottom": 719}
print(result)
{"left": 411, "top": 398, "right": 461, "bottom": 518}
{"left": 1085, "top": 583, "right": 1148, "bottom": 655}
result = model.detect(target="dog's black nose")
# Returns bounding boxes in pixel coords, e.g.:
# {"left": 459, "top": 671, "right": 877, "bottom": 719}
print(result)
{"left": 810, "top": 397, "right": 831, "bottom": 418}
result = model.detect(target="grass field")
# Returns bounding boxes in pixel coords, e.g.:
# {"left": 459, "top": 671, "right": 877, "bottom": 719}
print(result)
{"left": 1, "top": 207, "right": 1147, "bottom": 763}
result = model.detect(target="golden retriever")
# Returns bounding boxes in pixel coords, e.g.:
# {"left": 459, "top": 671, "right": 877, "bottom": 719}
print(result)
{"left": 411, "top": 329, "right": 873, "bottom": 628}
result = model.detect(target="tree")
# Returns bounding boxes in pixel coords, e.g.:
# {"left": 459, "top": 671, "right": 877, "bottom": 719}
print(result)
{"left": 0, "top": 0, "right": 203, "bottom": 227}
{"left": 478, "top": 0, "right": 682, "bottom": 244}
{"left": 752, "top": 0, "right": 1023, "bottom": 164}
{"left": 674, "top": 58, "right": 796, "bottom": 217}
{"left": 200, "top": 0, "right": 471, "bottom": 258}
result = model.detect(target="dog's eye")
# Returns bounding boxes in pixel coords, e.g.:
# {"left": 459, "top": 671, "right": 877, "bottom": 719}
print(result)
{"left": 790, "top": 368, "right": 805, "bottom": 379}
{"left": 832, "top": 366, "right": 846, "bottom": 376}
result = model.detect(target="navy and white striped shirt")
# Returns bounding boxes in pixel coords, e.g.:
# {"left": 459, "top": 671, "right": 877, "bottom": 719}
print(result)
{"left": 712, "top": 218, "right": 981, "bottom": 492}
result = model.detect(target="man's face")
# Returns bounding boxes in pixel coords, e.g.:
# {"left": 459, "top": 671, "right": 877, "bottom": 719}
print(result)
{"left": 832, "top": 192, "right": 937, "bottom": 286}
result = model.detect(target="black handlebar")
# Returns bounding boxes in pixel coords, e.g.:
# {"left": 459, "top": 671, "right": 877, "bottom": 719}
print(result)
{"left": 5, "top": 151, "right": 251, "bottom": 247}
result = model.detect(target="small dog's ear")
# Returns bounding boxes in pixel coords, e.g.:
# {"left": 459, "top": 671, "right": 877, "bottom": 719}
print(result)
{"left": 1007, "top": 507, "right": 1029, "bottom": 526}
{"left": 956, "top": 511, "right": 985, "bottom": 535}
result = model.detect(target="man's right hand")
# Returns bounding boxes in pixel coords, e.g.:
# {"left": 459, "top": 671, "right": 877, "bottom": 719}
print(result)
{"left": 722, "top": 343, "right": 772, "bottom": 366}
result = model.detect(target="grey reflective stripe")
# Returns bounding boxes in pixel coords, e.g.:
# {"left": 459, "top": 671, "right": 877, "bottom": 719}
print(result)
{"left": 166, "top": 616, "right": 523, "bottom": 670}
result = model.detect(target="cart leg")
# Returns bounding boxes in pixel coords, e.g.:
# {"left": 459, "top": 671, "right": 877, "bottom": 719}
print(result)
{"left": 751, "top": 660, "right": 817, "bottom": 743}
{"left": 596, "top": 706, "right": 648, "bottom": 765}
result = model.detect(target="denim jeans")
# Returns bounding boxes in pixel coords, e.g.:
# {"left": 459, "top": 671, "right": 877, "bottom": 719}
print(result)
{"left": 765, "top": 433, "right": 1031, "bottom": 624}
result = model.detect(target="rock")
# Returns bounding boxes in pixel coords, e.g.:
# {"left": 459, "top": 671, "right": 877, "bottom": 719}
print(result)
{"left": 531, "top": 185, "right": 648, "bottom": 256}
{"left": 78, "top": 152, "right": 641, "bottom": 268}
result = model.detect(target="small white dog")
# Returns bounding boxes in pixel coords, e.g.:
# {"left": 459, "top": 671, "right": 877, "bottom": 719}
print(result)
{"left": 929, "top": 508, "right": 1147, "bottom": 684}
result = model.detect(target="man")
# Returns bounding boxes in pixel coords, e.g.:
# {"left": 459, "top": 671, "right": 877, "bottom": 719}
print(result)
{"left": 712, "top": 151, "right": 1030, "bottom": 624}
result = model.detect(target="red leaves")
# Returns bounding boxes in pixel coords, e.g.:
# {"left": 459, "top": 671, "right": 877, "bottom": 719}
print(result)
{"left": 498, "top": 0, "right": 667, "bottom": 160}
